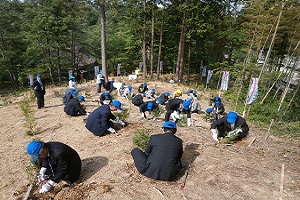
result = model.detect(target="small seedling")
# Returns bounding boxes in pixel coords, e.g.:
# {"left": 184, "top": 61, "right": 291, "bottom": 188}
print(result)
{"left": 133, "top": 129, "right": 150, "bottom": 151}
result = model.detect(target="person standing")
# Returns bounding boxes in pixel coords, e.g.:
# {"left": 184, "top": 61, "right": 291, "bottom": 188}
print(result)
{"left": 85, "top": 100, "right": 125, "bottom": 136}
{"left": 131, "top": 121, "right": 183, "bottom": 181}
{"left": 32, "top": 74, "right": 46, "bottom": 109}
{"left": 68, "top": 76, "right": 76, "bottom": 90}
{"left": 26, "top": 141, "right": 81, "bottom": 193}
{"left": 96, "top": 70, "right": 105, "bottom": 93}
{"left": 64, "top": 96, "right": 87, "bottom": 116}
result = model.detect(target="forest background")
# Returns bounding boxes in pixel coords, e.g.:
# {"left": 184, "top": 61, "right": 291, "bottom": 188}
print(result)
{"left": 0, "top": 0, "right": 299, "bottom": 136}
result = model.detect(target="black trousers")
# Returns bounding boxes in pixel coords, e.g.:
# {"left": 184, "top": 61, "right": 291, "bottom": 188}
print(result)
{"left": 37, "top": 95, "right": 45, "bottom": 109}
{"left": 131, "top": 148, "right": 148, "bottom": 174}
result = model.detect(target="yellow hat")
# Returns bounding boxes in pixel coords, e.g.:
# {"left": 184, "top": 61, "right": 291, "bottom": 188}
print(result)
{"left": 174, "top": 90, "right": 182, "bottom": 97}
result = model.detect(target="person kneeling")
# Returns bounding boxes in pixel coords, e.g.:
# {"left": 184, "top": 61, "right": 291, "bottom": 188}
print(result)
{"left": 85, "top": 100, "right": 125, "bottom": 136}
{"left": 131, "top": 121, "right": 183, "bottom": 181}
{"left": 64, "top": 95, "right": 87, "bottom": 116}
{"left": 26, "top": 141, "right": 81, "bottom": 194}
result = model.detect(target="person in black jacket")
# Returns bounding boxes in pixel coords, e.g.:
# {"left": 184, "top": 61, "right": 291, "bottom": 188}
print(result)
{"left": 210, "top": 111, "right": 249, "bottom": 142}
{"left": 157, "top": 92, "right": 171, "bottom": 105}
{"left": 139, "top": 101, "right": 158, "bottom": 119}
{"left": 165, "top": 90, "right": 183, "bottom": 122}
{"left": 85, "top": 100, "right": 125, "bottom": 136}
{"left": 63, "top": 89, "right": 77, "bottom": 105}
{"left": 64, "top": 96, "right": 86, "bottom": 116}
{"left": 132, "top": 90, "right": 144, "bottom": 107}
{"left": 99, "top": 91, "right": 113, "bottom": 105}
{"left": 26, "top": 141, "right": 81, "bottom": 193}
{"left": 31, "top": 74, "right": 46, "bottom": 109}
{"left": 131, "top": 121, "right": 183, "bottom": 181}
{"left": 103, "top": 80, "right": 115, "bottom": 93}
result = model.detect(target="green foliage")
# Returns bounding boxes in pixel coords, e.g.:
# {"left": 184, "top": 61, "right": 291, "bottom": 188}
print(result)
{"left": 114, "top": 108, "right": 129, "bottom": 122}
{"left": 177, "top": 114, "right": 187, "bottom": 127}
{"left": 133, "top": 129, "right": 150, "bottom": 151}
{"left": 19, "top": 96, "right": 36, "bottom": 135}
{"left": 152, "top": 107, "right": 161, "bottom": 118}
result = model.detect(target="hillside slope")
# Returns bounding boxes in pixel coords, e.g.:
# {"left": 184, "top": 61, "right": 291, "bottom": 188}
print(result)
{"left": 0, "top": 78, "right": 299, "bottom": 200}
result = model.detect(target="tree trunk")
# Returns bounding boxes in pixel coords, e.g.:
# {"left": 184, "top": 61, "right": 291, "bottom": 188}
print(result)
{"left": 156, "top": 15, "right": 164, "bottom": 80}
{"left": 142, "top": 0, "right": 147, "bottom": 79}
{"left": 100, "top": 2, "right": 108, "bottom": 81}
{"left": 187, "top": 43, "right": 191, "bottom": 82}
{"left": 150, "top": 0, "right": 155, "bottom": 79}
{"left": 57, "top": 49, "right": 62, "bottom": 86}
{"left": 176, "top": 13, "right": 186, "bottom": 82}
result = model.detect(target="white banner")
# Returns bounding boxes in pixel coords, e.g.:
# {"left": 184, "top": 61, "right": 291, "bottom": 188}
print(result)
{"left": 28, "top": 74, "right": 33, "bottom": 86}
{"left": 94, "top": 66, "right": 99, "bottom": 77}
{"left": 68, "top": 69, "right": 73, "bottom": 78}
{"left": 117, "top": 64, "right": 121, "bottom": 75}
{"left": 159, "top": 61, "right": 163, "bottom": 71}
{"left": 202, "top": 66, "right": 207, "bottom": 77}
{"left": 246, "top": 78, "right": 259, "bottom": 105}
{"left": 206, "top": 70, "right": 213, "bottom": 84}
{"left": 220, "top": 71, "right": 230, "bottom": 90}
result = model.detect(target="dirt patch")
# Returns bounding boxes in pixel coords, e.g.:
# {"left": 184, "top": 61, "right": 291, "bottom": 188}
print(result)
{"left": 0, "top": 78, "right": 299, "bottom": 200}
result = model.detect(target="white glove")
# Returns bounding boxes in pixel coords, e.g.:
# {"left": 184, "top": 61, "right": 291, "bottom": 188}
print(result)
{"left": 107, "top": 127, "right": 116, "bottom": 133}
{"left": 34, "top": 86, "right": 37, "bottom": 90}
{"left": 236, "top": 128, "right": 243, "bottom": 133}
{"left": 38, "top": 167, "right": 47, "bottom": 184}
{"left": 86, "top": 112, "right": 90, "bottom": 116}
{"left": 211, "top": 129, "right": 219, "bottom": 143}
{"left": 118, "top": 120, "right": 125, "bottom": 126}
{"left": 39, "top": 180, "right": 57, "bottom": 193}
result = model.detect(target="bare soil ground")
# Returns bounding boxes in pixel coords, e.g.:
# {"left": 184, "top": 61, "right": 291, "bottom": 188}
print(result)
{"left": 0, "top": 77, "right": 299, "bottom": 200}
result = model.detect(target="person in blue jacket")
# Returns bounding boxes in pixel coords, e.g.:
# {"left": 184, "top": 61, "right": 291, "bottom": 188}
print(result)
{"left": 85, "top": 100, "right": 125, "bottom": 136}
{"left": 131, "top": 121, "right": 183, "bottom": 181}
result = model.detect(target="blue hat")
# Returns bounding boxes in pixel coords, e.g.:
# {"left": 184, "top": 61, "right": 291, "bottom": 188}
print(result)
{"left": 183, "top": 99, "right": 192, "bottom": 111}
{"left": 162, "top": 121, "right": 177, "bottom": 129}
{"left": 166, "top": 92, "right": 170, "bottom": 96}
{"left": 69, "top": 76, "right": 75, "bottom": 79}
{"left": 99, "top": 70, "right": 103, "bottom": 74}
{"left": 112, "top": 80, "right": 115, "bottom": 83}
{"left": 151, "top": 88, "right": 156, "bottom": 93}
{"left": 143, "top": 82, "right": 147, "bottom": 86}
{"left": 72, "top": 90, "right": 78, "bottom": 95}
{"left": 215, "top": 101, "right": 220, "bottom": 106}
{"left": 215, "top": 96, "right": 220, "bottom": 101}
{"left": 206, "top": 108, "right": 213, "bottom": 113}
{"left": 36, "top": 74, "right": 42, "bottom": 78}
{"left": 157, "top": 98, "right": 163, "bottom": 105}
{"left": 147, "top": 102, "right": 154, "bottom": 110}
{"left": 78, "top": 95, "right": 85, "bottom": 101}
{"left": 128, "top": 86, "right": 132, "bottom": 91}
{"left": 104, "top": 92, "right": 109, "bottom": 98}
{"left": 121, "top": 85, "right": 125, "bottom": 90}
{"left": 111, "top": 100, "right": 122, "bottom": 110}
{"left": 227, "top": 112, "right": 238, "bottom": 124}
{"left": 193, "top": 90, "right": 197, "bottom": 94}
{"left": 26, "top": 141, "right": 43, "bottom": 163}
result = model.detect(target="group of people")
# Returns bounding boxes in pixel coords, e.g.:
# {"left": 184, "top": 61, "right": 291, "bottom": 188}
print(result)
{"left": 27, "top": 73, "right": 249, "bottom": 194}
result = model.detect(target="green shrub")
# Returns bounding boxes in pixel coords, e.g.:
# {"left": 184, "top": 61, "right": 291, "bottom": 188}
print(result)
{"left": 133, "top": 129, "right": 150, "bottom": 150}
{"left": 19, "top": 97, "right": 36, "bottom": 135}
{"left": 114, "top": 108, "right": 129, "bottom": 121}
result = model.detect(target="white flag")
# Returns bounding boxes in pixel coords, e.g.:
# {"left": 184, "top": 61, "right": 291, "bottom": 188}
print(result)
{"left": 206, "top": 70, "right": 213, "bottom": 84}
{"left": 246, "top": 78, "right": 259, "bottom": 105}
{"left": 220, "top": 71, "right": 230, "bottom": 90}
{"left": 202, "top": 66, "right": 207, "bottom": 77}
{"left": 117, "top": 64, "right": 121, "bottom": 75}
{"left": 94, "top": 66, "right": 99, "bottom": 77}
{"left": 28, "top": 74, "right": 33, "bottom": 86}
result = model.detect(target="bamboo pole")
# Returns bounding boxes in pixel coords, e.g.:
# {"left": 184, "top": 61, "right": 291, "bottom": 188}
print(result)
{"left": 257, "top": 2, "right": 285, "bottom": 82}
{"left": 260, "top": 40, "right": 300, "bottom": 104}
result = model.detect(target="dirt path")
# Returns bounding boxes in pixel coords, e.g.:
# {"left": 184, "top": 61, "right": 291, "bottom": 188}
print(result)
{"left": 0, "top": 78, "right": 299, "bottom": 200}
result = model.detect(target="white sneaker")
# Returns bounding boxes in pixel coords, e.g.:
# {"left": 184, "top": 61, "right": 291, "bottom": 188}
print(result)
{"left": 187, "top": 118, "right": 192, "bottom": 127}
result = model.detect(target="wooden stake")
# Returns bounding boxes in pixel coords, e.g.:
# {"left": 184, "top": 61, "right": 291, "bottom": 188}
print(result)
{"left": 279, "top": 163, "right": 285, "bottom": 200}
